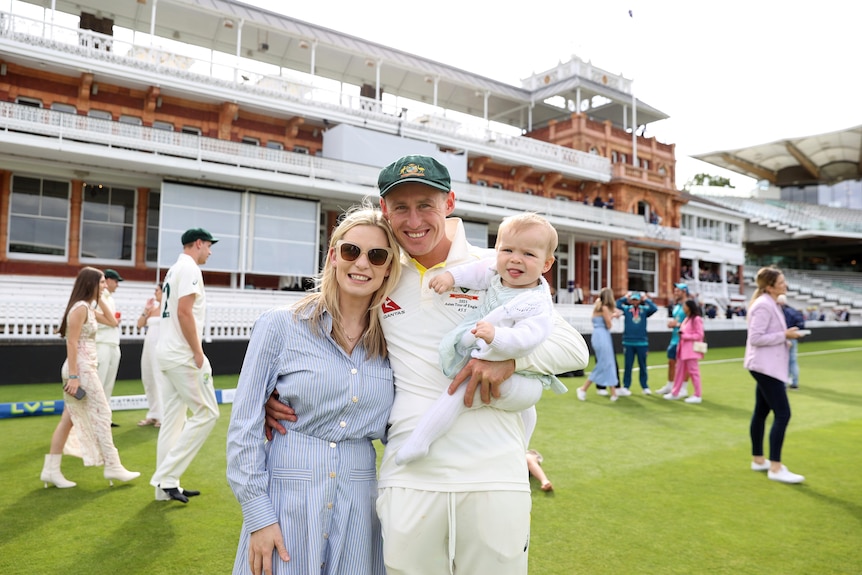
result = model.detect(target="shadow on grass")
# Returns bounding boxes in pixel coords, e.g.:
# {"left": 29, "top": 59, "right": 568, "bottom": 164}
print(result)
{"left": 111, "top": 425, "right": 160, "bottom": 451}
{"left": 797, "top": 386, "right": 862, "bottom": 407}
{"left": 55, "top": 500, "right": 179, "bottom": 574}
{"left": 3, "top": 484, "right": 110, "bottom": 545}
{"left": 797, "top": 485, "right": 862, "bottom": 526}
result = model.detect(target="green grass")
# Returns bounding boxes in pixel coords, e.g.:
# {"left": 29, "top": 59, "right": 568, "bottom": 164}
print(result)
{"left": 1, "top": 341, "right": 860, "bottom": 574}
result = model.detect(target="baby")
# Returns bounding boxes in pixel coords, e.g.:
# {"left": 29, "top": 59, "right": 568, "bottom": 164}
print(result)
{"left": 396, "top": 212, "right": 567, "bottom": 465}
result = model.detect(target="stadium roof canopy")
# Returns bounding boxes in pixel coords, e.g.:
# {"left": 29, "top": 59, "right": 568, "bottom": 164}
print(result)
{"left": 23, "top": 0, "right": 668, "bottom": 132}
{"left": 694, "top": 125, "right": 862, "bottom": 187}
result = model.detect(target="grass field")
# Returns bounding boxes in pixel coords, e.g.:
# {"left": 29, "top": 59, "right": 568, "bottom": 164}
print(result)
{"left": 1, "top": 340, "right": 860, "bottom": 575}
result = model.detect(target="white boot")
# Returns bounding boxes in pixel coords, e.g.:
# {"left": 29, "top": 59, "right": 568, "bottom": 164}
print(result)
{"left": 41, "top": 454, "right": 76, "bottom": 488}
{"left": 103, "top": 445, "right": 141, "bottom": 486}
{"left": 104, "top": 463, "right": 141, "bottom": 486}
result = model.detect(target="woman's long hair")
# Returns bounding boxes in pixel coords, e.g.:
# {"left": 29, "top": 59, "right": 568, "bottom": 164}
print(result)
{"left": 293, "top": 205, "right": 401, "bottom": 359}
{"left": 748, "top": 266, "right": 782, "bottom": 309}
{"left": 58, "top": 267, "right": 103, "bottom": 337}
{"left": 683, "top": 299, "right": 702, "bottom": 318}
{"left": 593, "top": 287, "right": 615, "bottom": 313}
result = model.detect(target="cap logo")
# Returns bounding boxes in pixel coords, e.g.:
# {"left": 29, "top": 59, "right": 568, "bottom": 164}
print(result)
{"left": 399, "top": 163, "right": 426, "bottom": 179}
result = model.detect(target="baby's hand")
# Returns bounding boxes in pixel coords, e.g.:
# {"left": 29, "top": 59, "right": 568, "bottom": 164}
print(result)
{"left": 429, "top": 272, "right": 456, "bottom": 294}
{"left": 471, "top": 321, "right": 495, "bottom": 345}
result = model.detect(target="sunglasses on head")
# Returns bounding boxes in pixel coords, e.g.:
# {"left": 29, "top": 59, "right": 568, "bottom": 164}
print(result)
{"left": 336, "top": 241, "right": 393, "bottom": 267}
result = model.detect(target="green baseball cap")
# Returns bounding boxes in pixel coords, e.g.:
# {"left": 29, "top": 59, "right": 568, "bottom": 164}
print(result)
{"left": 103, "top": 269, "right": 124, "bottom": 281}
{"left": 378, "top": 155, "right": 451, "bottom": 197}
{"left": 181, "top": 228, "right": 218, "bottom": 245}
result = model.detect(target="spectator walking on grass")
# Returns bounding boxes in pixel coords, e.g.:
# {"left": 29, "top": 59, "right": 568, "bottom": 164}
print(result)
{"left": 663, "top": 299, "right": 705, "bottom": 404}
{"left": 745, "top": 266, "right": 806, "bottom": 484}
{"left": 657, "top": 282, "right": 690, "bottom": 398}
{"left": 41, "top": 267, "right": 140, "bottom": 489}
{"left": 577, "top": 287, "right": 622, "bottom": 402}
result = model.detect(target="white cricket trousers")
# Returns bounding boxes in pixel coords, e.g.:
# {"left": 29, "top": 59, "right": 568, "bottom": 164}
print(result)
{"left": 96, "top": 343, "right": 121, "bottom": 402}
{"left": 150, "top": 358, "right": 219, "bottom": 490}
{"left": 378, "top": 487, "right": 531, "bottom": 575}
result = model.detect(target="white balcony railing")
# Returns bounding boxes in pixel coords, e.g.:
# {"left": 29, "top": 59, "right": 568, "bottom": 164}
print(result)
{"left": 0, "top": 100, "right": 651, "bottom": 238}
{"left": 0, "top": 9, "right": 611, "bottom": 181}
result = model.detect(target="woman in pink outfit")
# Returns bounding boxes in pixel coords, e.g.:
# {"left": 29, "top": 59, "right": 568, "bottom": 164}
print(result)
{"left": 744, "top": 266, "right": 805, "bottom": 484}
{"left": 664, "top": 299, "right": 704, "bottom": 404}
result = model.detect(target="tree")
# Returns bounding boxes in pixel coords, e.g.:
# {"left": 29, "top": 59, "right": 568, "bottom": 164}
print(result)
{"left": 684, "top": 173, "right": 735, "bottom": 191}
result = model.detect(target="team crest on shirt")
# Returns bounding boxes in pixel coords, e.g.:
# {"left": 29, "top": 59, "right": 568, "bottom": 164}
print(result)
{"left": 381, "top": 297, "right": 404, "bottom": 316}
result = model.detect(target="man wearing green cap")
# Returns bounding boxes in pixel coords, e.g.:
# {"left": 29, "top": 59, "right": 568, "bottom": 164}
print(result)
{"left": 266, "top": 155, "right": 587, "bottom": 573}
{"left": 151, "top": 227, "right": 220, "bottom": 503}
{"left": 374, "top": 155, "right": 587, "bottom": 573}
{"left": 96, "top": 268, "right": 123, "bottom": 424}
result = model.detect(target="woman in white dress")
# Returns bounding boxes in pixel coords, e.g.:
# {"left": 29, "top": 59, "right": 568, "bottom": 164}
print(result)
{"left": 40, "top": 266, "right": 141, "bottom": 488}
{"left": 136, "top": 284, "right": 164, "bottom": 427}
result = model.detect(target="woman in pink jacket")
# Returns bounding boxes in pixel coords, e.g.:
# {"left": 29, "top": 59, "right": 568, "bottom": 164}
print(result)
{"left": 664, "top": 299, "right": 704, "bottom": 403}
{"left": 744, "top": 267, "right": 805, "bottom": 484}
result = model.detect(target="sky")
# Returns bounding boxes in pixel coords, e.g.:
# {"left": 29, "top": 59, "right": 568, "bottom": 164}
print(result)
{"left": 238, "top": 0, "right": 862, "bottom": 192}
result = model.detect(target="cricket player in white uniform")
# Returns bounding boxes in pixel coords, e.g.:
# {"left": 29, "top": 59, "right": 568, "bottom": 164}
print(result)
{"left": 265, "top": 155, "right": 589, "bottom": 574}
{"left": 151, "top": 228, "right": 220, "bottom": 503}
{"left": 96, "top": 268, "right": 123, "bottom": 422}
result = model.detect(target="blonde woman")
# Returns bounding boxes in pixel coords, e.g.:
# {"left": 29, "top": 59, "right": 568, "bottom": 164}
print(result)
{"left": 744, "top": 266, "right": 805, "bottom": 484}
{"left": 577, "top": 288, "right": 622, "bottom": 401}
{"left": 227, "top": 207, "right": 401, "bottom": 575}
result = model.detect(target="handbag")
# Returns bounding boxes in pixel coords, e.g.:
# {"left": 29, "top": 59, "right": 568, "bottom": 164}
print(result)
{"left": 693, "top": 341, "right": 708, "bottom": 354}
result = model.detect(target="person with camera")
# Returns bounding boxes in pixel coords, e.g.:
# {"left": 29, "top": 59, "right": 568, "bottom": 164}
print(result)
{"left": 615, "top": 291, "right": 658, "bottom": 396}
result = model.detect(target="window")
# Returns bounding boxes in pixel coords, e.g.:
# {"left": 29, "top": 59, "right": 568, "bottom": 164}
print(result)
{"left": 627, "top": 248, "right": 657, "bottom": 293}
{"left": 181, "top": 126, "right": 202, "bottom": 135}
{"left": 681, "top": 213, "right": 694, "bottom": 236}
{"left": 152, "top": 121, "right": 174, "bottom": 131}
{"left": 146, "top": 191, "right": 160, "bottom": 263}
{"left": 50, "top": 103, "right": 77, "bottom": 114}
{"left": 8, "top": 176, "right": 69, "bottom": 257}
{"left": 611, "top": 150, "right": 628, "bottom": 164}
{"left": 266, "top": 141, "right": 284, "bottom": 150}
{"left": 241, "top": 136, "right": 260, "bottom": 146}
{"left": 88, "top": 109, "right": 112, "bottom": 120}
{"left": 80, "top": 184, "right": 135, "bottom": 261}
{"left": 523, "top": 188, "right": 534, "bottom": 195}
{"left": 15, "top": 97, "right": 42, "bottom": 108}
{"left": 725, "top": 222, "right": 740, "bottom": 244}
{"left": 590, "top": 244, "right": 602, "bottom": 293}
{"left": 491, "top": 182, "right": 503, "bottom": 189}
{"left": 475, "top": 179, "right": 487, "bottom": 187}
{"left": 292, "top": 145, "right": 309, "bottom": 154}
{"left": 119, "top": 115, "right": 143, "bottom": 125}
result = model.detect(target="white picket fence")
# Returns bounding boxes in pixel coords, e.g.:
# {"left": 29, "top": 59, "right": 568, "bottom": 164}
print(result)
{"left": 0, "top": 276, "right": 303, "bottom": 341}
